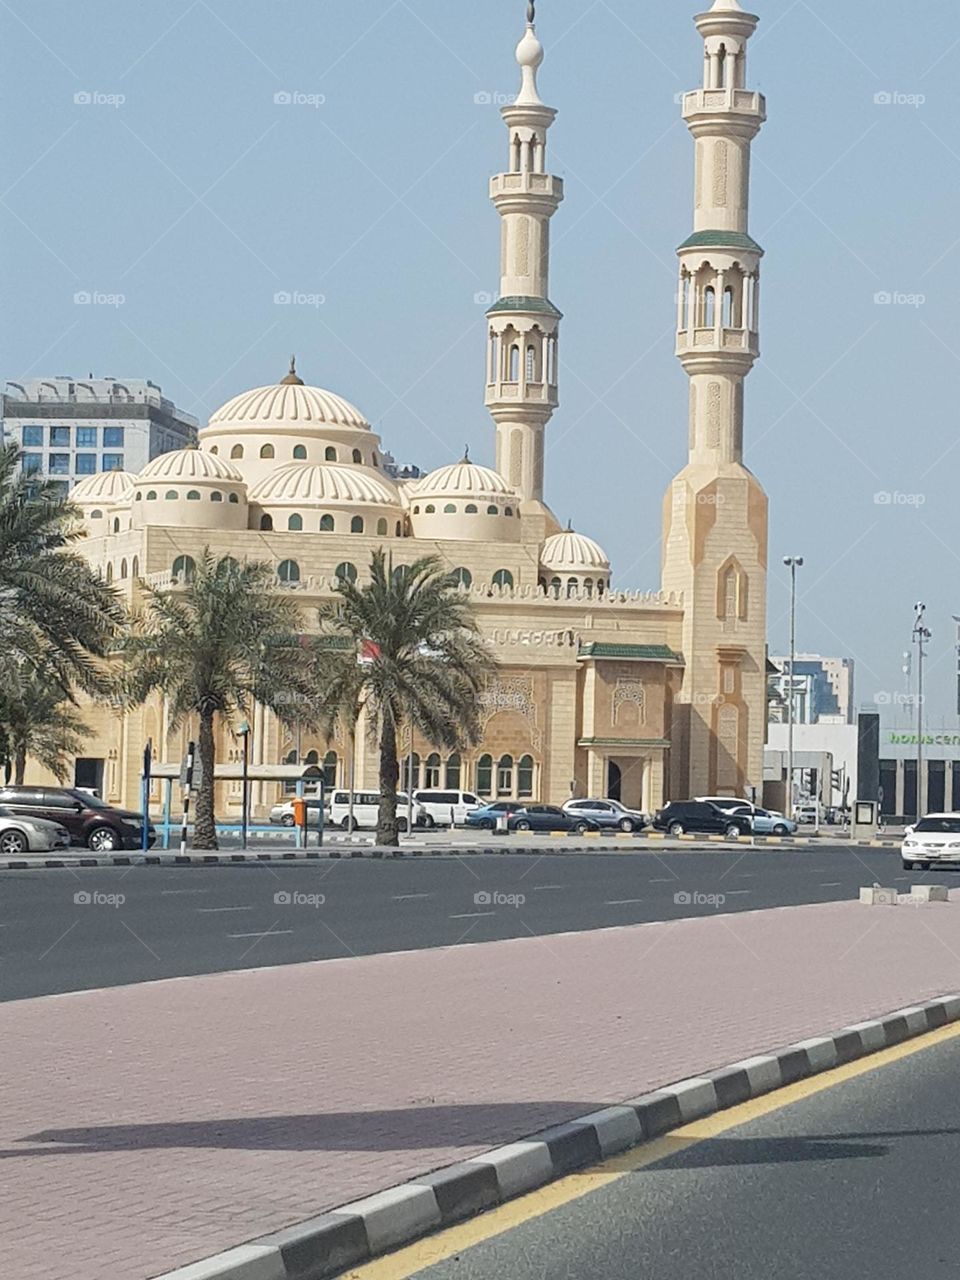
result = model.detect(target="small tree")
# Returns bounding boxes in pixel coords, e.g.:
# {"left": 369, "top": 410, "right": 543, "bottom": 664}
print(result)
{"left": 0, "top": 670, "right": 89, "bottom": 784}
{"left": 125, "top": 552, "right": 324, "bottom": 849}
{"left": 317, "top": 551, "right": 494, "bottom": 845}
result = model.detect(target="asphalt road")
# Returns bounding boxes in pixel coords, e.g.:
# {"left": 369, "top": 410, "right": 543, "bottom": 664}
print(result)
{"left": 394, "top": 1029, "right": 960, "bottom": 1280}
{"left": 0, "top": 844, "right": 916, "bottom": 1002}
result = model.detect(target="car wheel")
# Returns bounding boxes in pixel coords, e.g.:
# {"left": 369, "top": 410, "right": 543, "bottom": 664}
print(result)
{"left": 772, "top": 824, "right": 789, "bottom": 836}
{"left": 668, "top": 822, "right": 685, "bottom": 837}
{"left": 515, "top": 819, "right": 531, "bottom": 831}
{"left": 87, "top": 826, "right": 118, "bottom": 852}
{"left": 421, "top": 814, "right": 435, "bottom": 829}
{"left": 480, "top": 818, "right": 495, "bottom": 830}
{"left": 574, "top": 821, "right": 590, "bottom": 834}
{"left": 724, "top": 824, "right": 742, "bottom": 840}
{"left": 619, "top": 818, "right": 635, "bottom": 833}
{"left": 341, "top": 817, "right": 355, "bottom": 832}
{"left": 0, "top": 829, "right": 28, "bottom": 856}
{"left": 281, "top": 814, "right": 295, "bottom": 827}
{"left": 914, "top": 860, "right": 930, "bottom": 871}
{"left": 397, "top": 817, "right": 409, "bottom": 833}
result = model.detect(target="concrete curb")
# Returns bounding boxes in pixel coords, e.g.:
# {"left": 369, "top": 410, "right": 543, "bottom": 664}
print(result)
{"left": 149, "top": 992, "right": 960, "bottom": 1280}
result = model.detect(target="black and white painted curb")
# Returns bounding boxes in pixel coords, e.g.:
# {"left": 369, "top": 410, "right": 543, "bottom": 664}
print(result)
{"left": 151, "top": 993, "right": 960, "bottom": 1280}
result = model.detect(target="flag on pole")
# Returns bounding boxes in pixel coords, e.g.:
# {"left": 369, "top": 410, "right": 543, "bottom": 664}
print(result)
{"left": 357, "top": 639, "right": 381, "bottom": 665}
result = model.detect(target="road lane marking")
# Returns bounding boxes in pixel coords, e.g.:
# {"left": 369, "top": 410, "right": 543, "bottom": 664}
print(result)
{"left": 197, "top": 906, "right": 253, "bottom": 913}
{"left": 532, "top": 885, "right": 564, "bottom": 890}
{"left": 723, "top": 890, "right": 751, "bottom": 896}
{"left": 605, "top": 898, "right": 644, "bottom": 905}
{"left": 226, "top": 930, "right": 293, "bottom": 939}
{"left": 649, "top": 877, "right": 675, "bottom": 883}
{"left": 161, "top": 889, "right": 209, "bottom": 895}
{"left": 393, "top": 894, "right": 432, "bottom": 901}
{"left": 449, "top": 911, "right": 496, "bottom": 919}
{"left": 819, "top": 882, "right": 842, "bottom": 887}
{"left": 344, "top": 1020, "right": 960, "bottom": 1279}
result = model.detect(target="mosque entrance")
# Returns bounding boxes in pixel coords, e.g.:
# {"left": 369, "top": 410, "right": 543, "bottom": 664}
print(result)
{"left": 607, "top": 761, "right": 622, "bottom": 802}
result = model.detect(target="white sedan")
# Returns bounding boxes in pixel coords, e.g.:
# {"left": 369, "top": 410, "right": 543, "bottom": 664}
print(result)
{"left": 901, "top": 813, "right": 960, "bottom": 870}
{"left": 0, "top": 805, "right": 72, "bottom": 856}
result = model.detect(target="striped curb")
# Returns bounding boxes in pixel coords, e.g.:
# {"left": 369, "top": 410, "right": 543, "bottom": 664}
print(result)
{"left": 150, "top": 992, "right": 960, "bottom": 1280}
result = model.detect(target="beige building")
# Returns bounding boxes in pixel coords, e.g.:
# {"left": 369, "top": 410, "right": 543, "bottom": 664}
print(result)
{"left": 58, "top": 0, "right": 770, "bottom": 820}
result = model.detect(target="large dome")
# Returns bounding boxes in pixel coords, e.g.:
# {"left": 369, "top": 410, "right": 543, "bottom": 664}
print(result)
{"left": 248, "top": 462, "right": 400, "bottom": 506}
{"left": 541, "top": 529, "right": 610, "bottom": 572}
{"left": 411, "top": 459, "right": 516, "bottom": 500}
{"left": 139, "top": 448, "right": 243, "bottom": 483}
{"left": 208, "top": 382, "right": 369, "bottom": 432}
{"left": 70, "top": 470, "right": 136, "bottom": 504}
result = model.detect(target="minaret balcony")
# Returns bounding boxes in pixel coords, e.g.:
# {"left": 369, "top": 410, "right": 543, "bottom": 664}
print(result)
{"left": 491, "top": 171, "right": 564, "bottom": 213}
{"left": 676, "top": 326, "right": 759, "bottom": 357}
{"left": 682, "top": 87, "right": 765, "bottom": 129}
{"left": 486, "top": 380, "right": 559, "bottom": 409}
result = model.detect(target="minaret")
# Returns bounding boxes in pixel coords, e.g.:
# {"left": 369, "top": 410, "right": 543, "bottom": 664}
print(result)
{"left": 661, "top": 0, "right": 769, "bottom": 799}
{"left": 485, "top": 1, "right": 563, "bottom": 505}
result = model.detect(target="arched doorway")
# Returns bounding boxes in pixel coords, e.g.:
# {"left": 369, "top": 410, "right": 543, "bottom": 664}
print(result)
{"left": 607, "top": 761, "right": 622, "bottom": 802}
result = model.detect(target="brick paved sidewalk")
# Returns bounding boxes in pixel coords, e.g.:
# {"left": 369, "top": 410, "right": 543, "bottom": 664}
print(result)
{"left": 4, "top": 896, "right": 960, "bottom": 1279}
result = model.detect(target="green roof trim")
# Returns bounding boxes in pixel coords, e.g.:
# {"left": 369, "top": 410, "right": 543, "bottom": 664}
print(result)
{"left": 677, "top": 230, "right": 763, "bottom": 253}
{"left": 487, "top": 295, "right": 563, "bottom": 319}
{"left": 578, "top": 642, "right": 683, "bottom": 663}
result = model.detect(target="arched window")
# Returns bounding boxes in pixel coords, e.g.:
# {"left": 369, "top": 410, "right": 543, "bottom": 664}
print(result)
{"left": 567, "top": 577, "right": 578, "bottom": 598}
{"left": 584, "top": 578, "right": 593, "bottom": 597}
{"left": 325, "top": 446, "right": 337, "bottom": 461}
{"left": 120, "top": 559, "right": 128, "bottom": 579}
{"left": 350, "top": 515, "right": 364, "bottom": 534}
{"left": 492, "top": 569, "right": 514, "bottom": 589}
{"left": 172, "top": 555, "right": 196, "bottom": 582}
{"left": 260, "top": 444, "right": 275, "bottom": 459}
{"left": 334, "top": 562, "right": 357, "bottom": 584}
{"left": 210, "top": 445, "right": 219, "bottom": 455}
{"left": 112, "top": 518, "right": 121, "bottom": 533}
{"left": 228, "top": 493, "right": 239, "bottom": 504}
{"left": 352, "top": 448, "right": 362, "bottom": 464}
{"left": 496, "top": 754, "right": 514, "bottom": 796}
{"left": 210, "top": 490, "right": 223, "bottom": 502}
{"left": 597, "top": 578, "right": 606, "bottom": 597}
{"left": 90, "top": 509, "right": 103, "bottom": 519}
{"left": 293, "top": 444, "right": 307, "bottom": 460}
{"left": 132, "top": 556, "right": 139, "bottom": 578}
{"left": 287, "top": 513, "right": 303, "bottom": 531}
{"left": 134, "top": 492, "right": 142, "bottom": 502}
{"left": 105, "top": 564, "right": 113, "bottom": 584}
{"left": 395, "top": 521, "right": 402, "bottom": 536}
{"left": 372, "top": 453, "right": 379, "bottom": 468}
{"left": 446, "top": 753, "right": 461, "bottom": 790}
{"left": 230, "top": 444, "right": 243, "bottom": 459}
{"left": 518, "top": 755, "right": 534, "bottom": 797}
{"left": 525, "top": 344, "right": 536, "bottom": 381}
{"left": 376, "top": 517, "right": 387, "bottom": 536}
{"left": 476, "top": 754, "right": 493, "bottom": 797}
{"left": 703, "top": 285, "right": 716, "bottom": 328}
{"left": 550, "top": 576, "right": 562, "bottom": 597}
{"left": 323, "top": 750, "right": 338, "bottom": 789}
{"left": 509, "top": 345, "right": 520, "bottom": 381}
{"left": 486, "top": 504, "right": 498, "bottom": 515}
{"left": 448, "top": 567, "right": 472, "bottom": 588}
{"left": 443, "top": 503, "right": 456, "bottom": 514}
{"left": 407, "top": 752, "right": 421, "bottom": 791}
{"left": 186, "top": 490, "right": 201, "bottom": 501}
{"left": 425, "top": 504, "right": 436, "bottom": 514}
{"left": 505, "top": 506, "right": 514, "bottom": 517}
{"left": 165, "top": 491, "right": 177, "bottom": 501}
{"left": 319, "top": 514, "right": 335, "bottom": 532}
{"left": 489, "top": 331, "right": 497, "bottom": 382}
{"left": 278, "top": 559, "right": 300, "bottom": 584}
{"left": 465, "top": 503, "right": 478, "bottom": 514}
{"left": 260, "top": 514, "right": 273, "bottom": 531}
{"left": 425, "top": 753, "right": 441, "bottom": 789}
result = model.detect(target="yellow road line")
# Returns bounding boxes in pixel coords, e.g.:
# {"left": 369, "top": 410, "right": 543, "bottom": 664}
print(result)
{"left": 344, "top": 1019, "right": 960, "bottom": 1279}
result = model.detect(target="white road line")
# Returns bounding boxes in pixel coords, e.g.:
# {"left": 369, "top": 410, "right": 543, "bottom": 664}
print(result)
{"left": 648, "top": 877, "right": 675, "bottom": 883}
{"left": 449, "top": 911, "right": 495, "bottom": 919}
{"left": 532, "top": 885, "right": 564, "bottom": 890}
{"left": 819, "top": 882, "right": 842, "bottom": 887}
{"left": 724, "top": 890, "right": 751, "bottom": 896}
{"left": 197, "top": 906, "right": 253, "bottom": 913}
{"left": 393, "top": 893, "right": 432, "bottom": 900}
{"left": 226, "top": 930, "right": 293, "bottom": 939}
{"left": 161, "top": 889, "right": 209, "bottom": 895}
{"left": 605, "top": 898, "right": 644, "bottom": 905}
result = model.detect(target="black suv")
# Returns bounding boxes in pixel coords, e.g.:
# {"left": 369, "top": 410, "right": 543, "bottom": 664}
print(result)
{"left": 0, "top": 787, "right": 156, "bottom": 851}
{"left": 652, "top": 801, "right": 752, "bottom": 839}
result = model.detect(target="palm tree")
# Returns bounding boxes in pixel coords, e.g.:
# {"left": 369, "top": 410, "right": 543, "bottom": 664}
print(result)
{"left": 317, "top": 551, "right": 494, "bottom": 846}
{"left": 124, "top": 551, "right": 325, "bottom": 849}
{"left": 0, "top": 442, "right": 124, "bottom": 697}
{"left": 0, "top": 670, "right": 89, "bottom": 784}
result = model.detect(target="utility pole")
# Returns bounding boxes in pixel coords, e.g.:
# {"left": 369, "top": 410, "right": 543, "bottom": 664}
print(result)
{"left": 783, "top": 556, "right": 804, "bottom": 818}
{"left": 913, "top": 603, "right": 931, "bottom": 820}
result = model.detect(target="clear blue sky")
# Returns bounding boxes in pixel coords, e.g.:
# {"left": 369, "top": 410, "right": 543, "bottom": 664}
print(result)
{"left": 2, "top": 1, "right": 958, "bottom": 717}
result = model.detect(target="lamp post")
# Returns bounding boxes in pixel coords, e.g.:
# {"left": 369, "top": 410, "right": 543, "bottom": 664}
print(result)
{"left": 237, "top": 720, "right": 250, "bottom": 850}
{"left": 783, "top": 556, "right": 804, "bottom": 819}
{"left": 913, "top": 604, "right": 931, "bottom": 821}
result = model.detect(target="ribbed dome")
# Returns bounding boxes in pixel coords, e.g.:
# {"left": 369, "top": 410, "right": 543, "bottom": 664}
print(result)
{"left": 139, "top": 449, "right": 243, "bottom": 483}
{"left": 208, "top": 382, "right": 369, "bottom": 432}
{"left": 70, "top": 470, "right": 136, "bottom": 503}
{"left": 412, "top": 460, "right": 517, "bottom": 499}
{"left": 541, "top": 530, "right": 610, "bottom": 572}
{"left": 248, "top": 462, "right": 400, "bottom": 506}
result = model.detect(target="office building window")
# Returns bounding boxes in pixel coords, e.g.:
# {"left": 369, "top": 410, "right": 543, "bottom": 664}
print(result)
{"left": 22, "top": 425, "right": 42, "bottom": 446}
{"left": 103, "top": 427, "right": 125, "bottom": 447}
{"left": 49, "top": 426, "right": 71, "bottom": 447}
{"left": 49, "top": 453, "right": 70, "bottom": 475}
{"left": 75, "top": 453, "right": 96, "bottom": 475}
{"left": 102, "top": 453, "right": 124, "bottom": 471}
{"left": 76, "top": 427, "right": 98, "bottom": 448}
{"left": 21, "top": 453, "right": 42, "bottom": 474}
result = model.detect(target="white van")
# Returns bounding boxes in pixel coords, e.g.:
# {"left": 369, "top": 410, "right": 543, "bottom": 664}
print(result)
{"left": 329, "top": 791, "right": 427, "bottom": 832}
{"left": 413, "top": 789, "right": 482, "bottom": 827}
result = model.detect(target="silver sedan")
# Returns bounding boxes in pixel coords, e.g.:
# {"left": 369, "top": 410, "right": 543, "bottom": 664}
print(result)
{"left": 0, "top": 805, "right": 72, "bottom": 855}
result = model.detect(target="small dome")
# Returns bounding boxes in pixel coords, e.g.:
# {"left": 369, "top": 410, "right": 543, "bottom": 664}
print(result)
{"left": 411, "top": 460, "right": 517, "bottom": 501}
{"left": 208, "top": 382, "right": 369, "bottom": 432}
{"left": 139, "top": 448, "right": 243, "bottom": 483}
{"left": 541, "top": 529, "right": 610, "bottom": 572}
{"left": 70, "top": 469, "right": 136, "bottom": 504}
{"left": 248, "top": 462, "right": 400, "bottom": 506}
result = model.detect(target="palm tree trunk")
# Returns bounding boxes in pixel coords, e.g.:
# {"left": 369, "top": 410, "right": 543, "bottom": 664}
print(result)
{"left": 194, "top": 709, "right": 218, "bottom": 849}
{"left": 377, "top": 715, "right": 400, "bottom": 847}
{"left": 14, "top": 745, "right": 26, "bottom": 786}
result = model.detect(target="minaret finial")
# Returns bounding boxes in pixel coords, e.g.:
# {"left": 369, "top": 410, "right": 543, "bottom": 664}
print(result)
{"left": 280, "top": 354, "right": 304, "bottom": 386}
{"left": 462, "top": 444, "right": 471, "bottom": 463}
{"left": 515, "top": 3, "right": 545, "bottom": 106}
{"left": 527, "top": 1, "right": 536, "bottom": 24}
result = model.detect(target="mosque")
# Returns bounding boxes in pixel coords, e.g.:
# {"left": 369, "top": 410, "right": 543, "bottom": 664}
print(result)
{"left": 65, "top": 0, "right": 770, "bottom": 819}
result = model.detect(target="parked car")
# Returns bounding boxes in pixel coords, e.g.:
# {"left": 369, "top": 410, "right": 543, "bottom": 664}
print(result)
{"left": 795, "top": 803, "right": 820, "bottom": 825}
{"left": 652, "top": 801, "right": 752, "bottom": 839}
{"left": 413, "top": 789, "right": 482, "bottom": 827}
{"left": 269, "top": 797, "right": 326, "bottom": 827}
{"left": 464, "top": 801, "right": 524, "bottom": 830}
{"left": 562, "top": 798, "right": 646, "bottom": 832}
{"left": 0, "top": 786, "right": 155, "bottom": 851}
{"left": 507, "top": 805, "right": 599, "bottom": 834}
{"left": 901, "top": 813, "right": 960, "bottom": 870}
{"left": 695, "top": 795, "right": 753, "bottom": 812}
{"left": 727, "top": 805, "right": 797, "bottom": 836}
{"left": 328, "top": 790, "right": 427, "bottom": 832}
{"left": 0, "top": 805, "right": 72, "bottom": 855}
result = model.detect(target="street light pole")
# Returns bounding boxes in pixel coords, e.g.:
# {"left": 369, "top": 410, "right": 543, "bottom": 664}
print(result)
{"left": 237, "top": 720, "right": 250, "bottom": 850}
{"left": 783, "top": 556, "right": 804, "bottom": 820}
{"left": 913, "top": 603, "right": 931, "bottom": 821}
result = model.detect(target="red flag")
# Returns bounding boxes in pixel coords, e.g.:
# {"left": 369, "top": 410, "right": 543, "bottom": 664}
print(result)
{"left": 357, "top": 639, "right": 381, "bottom": 665}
